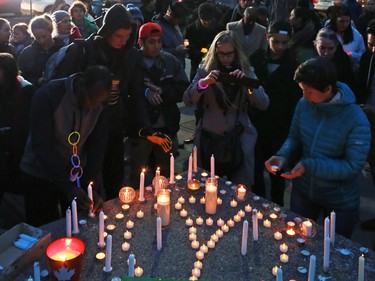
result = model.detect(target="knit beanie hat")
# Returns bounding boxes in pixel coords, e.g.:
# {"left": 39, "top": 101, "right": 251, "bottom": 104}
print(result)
{"left": 98, "top": 4, "right": 135, "bottom": 38}
{"left": 126, "top": 4, "right": 144, "bottom": 24}
{"left": 198, "top": 3, "right": 216, "bottom": 21}
{"left": 139, "top": 22, "right": 163, "bottom": 39}
{"left": 51, "top": 10, "right": 70, "bottom": 24}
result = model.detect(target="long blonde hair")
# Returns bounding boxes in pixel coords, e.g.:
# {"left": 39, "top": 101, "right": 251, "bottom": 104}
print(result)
{"left": 201, "top": 30, "right": 250, "bottom": 74}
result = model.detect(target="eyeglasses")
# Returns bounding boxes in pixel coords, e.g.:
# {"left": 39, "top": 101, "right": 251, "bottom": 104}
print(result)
{"left": 216, "top": 51, "right": 235, "bottom": 58}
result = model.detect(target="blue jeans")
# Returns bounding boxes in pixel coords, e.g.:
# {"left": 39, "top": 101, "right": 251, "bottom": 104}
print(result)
{"left": 290, "top": 187, "right": 359, "bottom": 239}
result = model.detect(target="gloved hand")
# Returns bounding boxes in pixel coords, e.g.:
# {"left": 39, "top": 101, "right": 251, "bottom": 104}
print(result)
{"left": 66, "top": 186, "right": 91, "bottom": 210}
{"left": 138, "top": 128, "right": 173, "bottom": 153}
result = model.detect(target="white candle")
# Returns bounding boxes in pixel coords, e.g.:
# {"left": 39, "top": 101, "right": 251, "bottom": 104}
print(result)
{"left": 263, "top": 219, "right": 271, "bottom": 228}
{"left": 358, "top": 255, "right": 365, "bottom": 281}
{"left": 128, "top": 254, "right": 135, "bottom": 277}
{"left": 280, "top": 253, "right": 289, "bottom": 263}
{"left": 200, "top": 244, "right": 208, "bottom": 253}
{"left": 230, "top": 199, "right": 238, "bottom": 207}
{"left": 98, "top": 211, "right": 105, "bottom": 247}
{"left": 217, "top": 197, "right": 222, "bottom": 205}
{"left": 178, "top": 196, "right": 185, "bottom": 204}
{"left": 186, "top": 218, "right": 194, "bottom": 226}
{"left": 302, "top": 220, "right": 313, "bottom": 237}
{"left": 206, "top": 217, "right": 213, "bottom": 226}
{"left": 87, "top": 182, "right": 94, "bottom": 217}
{"left": 189, "top": 226, "right": 197, "bottom": 234}
{"left": 33, "top": 261, "right": 40, "bottom": 281}
{"left": 126, "top": 220, "right": 134, "bottom": 229}
{"left": 272, "top": 266, "right": 278, "bottom": 276}
{"left": 189, "top": 196, "right": 196, "bottom": 204}
{"left": 66, "top": 208, "right": 72, "bottom": 238}
{"left": 323, "top": 236, "right": 330, "bottom": 272}
{"left": 257, "top": 211, "right": 263, "bottom": 220}
{"left": 189, "top": 233, "right": 197, "bottom": 241}
{"left": 279, "top": 243, "right": 288, "bottom": 253}
{"left": 124, "top": 230, "right": 132, "bottom": 240}
{"left": 135, "top": 266, "right": 143, "bottom": 277}
{"left": 116, "top": 213, "right": 124, "bottom": 220}
{"left": 330, "top": 210, "right": 336, "bottom": 246}
{"left": 308, "top": 254, "right": 316, "bottom": 281}
{"left": 274, "top": 231, "right": 282, "bottom": 240}
{"left": 175, "top": 202, "right": 182, "bottom": 210}
{"left": 191, "top": 240, "right": 200, "bottom": 249}
{"left": 221, "top": 224, "right": 229, "bottom": 232}
{"left": 210, "top": 154, "right": 215, "bottom": 178}
{"left": 196, "top": 250, "right": 204, "bottom": 260}
{"left": 154, "top": 167, "right": 160, "bottom": 196}
{"left": 241, "top": 220, "right": 249, "bottom": 255}
{"left": 238, "top": 209, "right": 245, "bottom": 217}
{"left": 234, "top": 214, "right": 241, "bottom": 222}
{"left": 227, "top": 218, "right": 234, "bottom": 227}
{"left": 245, "top": 204, "right": 252, "bottom": 212}
{"left": 237, "top": 185, "right": 246, "bottom": 201}
{"left": 157, "top": 190, "right": 170, "bottom": 226}
{"left": 194, "top": 260, "right": 203, "bottom": 269}
{"left": 217, "top": 218, "right": 224, "bottom": 227}
{"left": 188, "top": 154, "right": 193, "bottom": 181}
{"left": 103, "top": 235, "right": 112, "bottom": 272}
{"left": 252, "top": 209, "right": 258, "bottom": 241}
{"left": 216, "top": 229, "right": 223, "bottom": 237}
{"left": 205, "top": 183, "right": 217, "bottom": 215}
{"left": 276, "top": 267, "right": 283, "bottom": 281}
{"left": 122, "top": 242, "right": 130, "bottom": 251}
{"left": 269, "top": 213, "right": 278, "bottom": 220}
{"left": 193, "top": 145, "right": 198, "bottom": 172}
{"left": 200, "top": 196, "right": 205, "bottom": 204}
{"left": 71, "top": 199, "right": 79, "bottom": 234}
{"left": 207, "top": 239, "right": 215, "bottom": 248}
{"left": 324, "top": 217, "right": 330, "bottom": 239}
{"left": 210, "top": 233, "right": 219, "bottom": 242}
{"left": 139, "top": 169, "right": 145, "bottom": 201}
{"left": 136, "top": 210, "right": 144, "bottom": 219}
{"left": 170, "top": 154, "right": 175, "bottom": 184}
{"left": 180, "top": 209, "right": 188, "bottom": 217}
{"left": 156, "top": 217, "right": 162, "bottom": 250}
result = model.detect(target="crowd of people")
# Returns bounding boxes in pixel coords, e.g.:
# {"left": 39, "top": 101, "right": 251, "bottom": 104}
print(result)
{"left": 1, "top": 0, "right": 375, "bottom": 246}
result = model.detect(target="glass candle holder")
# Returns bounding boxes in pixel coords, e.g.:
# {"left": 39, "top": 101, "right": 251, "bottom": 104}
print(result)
{"left": 205, "top": 177, "right": 218, "bottom": 215}
{"left": 152, "top": 175, "right": 169, "bottom": 190}
{"left": 157, "top": 189, "right": 171, "bottom": 226}
{"left": 235, "top": 184, "right": 247, "bottom": 201}
{"left": 301, "top": 218, "right": 316, "bottom": 238}
{"left": 187, "top": 179, "right": 200, "bottom": 191}
{"left": 119, "top": 186, "right": 136, "bottom": 204}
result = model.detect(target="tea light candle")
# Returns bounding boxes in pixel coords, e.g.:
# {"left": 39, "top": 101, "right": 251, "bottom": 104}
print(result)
{"left": 227, "top": 219, "right": 235, "bottom": 227}
{"left": 280, "top": 253, "right": 289, "bottom": 263}
{"left": 263, "top": 219, "right": 271, "bottom": 228}
{"left": 274, "top": 231, "right": 282, "bottom": 240}
{"left": 207, "top": 239, "right": 215, "bottom": 249}
{"left": 180, "top": 209, "right": 188, "bottom": 217}
{"left": 122, "top": 242, "right": 130, "bottom": 251}
{"left": 135, "top": 266, "right": 143, "bottom": 277}
{"left": 175, "top": 202, "right": 182, "bottom": 210}
{"left": 122, "top": 204, "right": 130, "bottom": 211}
{"left": 186, "top": 218, "right": 194, "bottom": 226}
{"left": 200, "top": 197, "right": 205, "bottom": 204}
{"left": 175, "top": 175, "right": 182, "bottom": 180}
{"left": 287, "top": 221, "right": 295, "bottom": 228}
{"left": 217, "top": 218, "right": 224, "bottom": 227}
{"left": 221, "top": 224, "right": 229, "bottom": 232}
{"left": 124, "top": 230, "right": 132, "bottom": 240}
{"left": 189, "top": 196, "right": 196, "bottom": 204}
{"left": 286, "top": 228, "right": 296, "bottom": 236}
{"left": 238, "top": 209, "right": 245, "bottom": 217}
{"left": 245, "top": 204, "right": 252, "bottom": 212}
{"left": 257, "top": 211, "right": 263, "bottom": 220}
{"left": 272, "top": 266, "right": 279, "bottom": 276}
{"left": 189, "top": 226, "right": 197, "bottom": 234}
{"left": 106, "top": 224, "right": 116, "bottom": 232}
{"left": 178, "top": 196, "right": 185, "bottom": 204}
{"left": 196, "top": 250, "right": 204, "bottom": 260}
{"left": 230, "top": 199, "right": 238, "bottom": 207}
{"left": 216, "top": 229, "right": 224, "bottom": 237}
{"left": 191, "top": 240, "right": 200, "bottom": 249}
{"left": 126, "top": 220, "right": 134, "bottom": 229}
{"left": 196, "top": 217, "right": 204, "bottom": 225}
{"left": 210, "top": 233, "right": 219, "bottom": 242}
{"left": 115, "top": 213, "right": 124, "bottom": 220}
{"left": 233, "top": 214, "right": 241, "bottom": 222}
{"left": 194, "top": 260, "right": 203, "bottom": 269}
{"left": 192, "top": 268, "right": 201, "bottom": 278}
{"left": 200, "top": 244, "right": 208, "bottom": 253}
{"left": 136, "top": 210, "right": 144, "bottom": 219}
{"left": 206, "top": 217, "right": 213, "bottom": 226}
{"left": 103, "top": 214, "right": 108, "bottom": 220}
{"left": 217, "top": 197, "right": 222, "bottom": 205}
{"left": 96, "top": 252, "right": 105, "bottom": 260}
{"left": 279, "top": 243, "right": 288, "bottom": 253}
{"left": 189, "top": 233, "right": 197, "bottom": 241}
{"left": 269, "top": 213, "right": 278, "bottom": 220}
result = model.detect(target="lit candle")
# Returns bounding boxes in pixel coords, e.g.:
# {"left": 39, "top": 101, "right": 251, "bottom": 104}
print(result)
{"left": 241, "top": 220, "right": 249, "bottom": 256}
{"left": 200, "top": 196, "right": 205, "bottom": 204}
{"left": 263, "top": 219, "right": 271, "bottom": 228}
{"left": 191, "top": 240, "right": 200, "bottom": 249}
{"left": 66, "top": 208, "right": 71, "bottom": 238}
{"left": 216, "top": 229, "right": 223, "bottom": 237}
{"left": 302, "top": 220, "right": 313, "bottom": 237}
{"left": 103, "top": 235, "right": 112, "bottom": 272}
{"left": 189, "top": 196, "right": 196, "bottom": 204}
{"left": 206, "top": 217, "right": 213, "bottom": 226}
{"left": 192, "top": 268, "right": 201, "bottom": 278}
{"left": 154, "top": 167, "right": 160, "bottom": 196}
{"left": 217, "top": 218, "right": 224, "bottom": 227}
{"left": 358, "top": 255, "right": 365, "bottom": 281}
{"left": 126, "top": 220, "right": 134, "bottom": 229}
{"left": 180, "top": 209, "right": 188, "bottom": 217}
{"left": 217, "top": 197, "right": 222, "bottom": 205}
{"left": 330, "top": 211, "right": 336, "bottom": 246}
{"left": 128, "top": 254, "right": 135, "bottom": 277}
{"left": 196, "top": 250, "right": 204, "bottom": 260}
{"left": 274, "top": 231, "right": 282, "bottom": 240}
{"left": 157, "top": 190, "right": 171, "bottom": 226}
{"left": 221, "top": 224, "right": 229, "bottom": 232}
{"left": 279, "top": 243, "right": 288, "bottom": 253}
{"left": 324, "top": 216, "right": 330, "bottom": 239}
{"left": 189, "top": 233, "right": 197, "bottom": 241}
{"left": 136, "top": 210, "right": 144, "bottom": 219}
{"left": 156, "top": 217, "right": 162, "bottom": 250}
{"left": 323, "top": 236, "right": 330, "bottom": 272}
{"left": 269, "top": 213, "right": 278, "bottom": 220}
{"left": 308, "top": 254, "right": 316, "bottom": 281}
{"left": 245, "top": 204, "right": 252, "bottom": 212}
{"left": 106, "top": 224, "right": 116, "bottom": 232}
{"left": 210, "top": 154, "right": 215, "bottom": 178}
{"left": 201, "top": 172, "right": 208, "bottom": 177}
{"left": 170, "top": 154, "right": 175, "bottom": 184}
{"left": 194, "top": 260, "right": 203, "bottom": 269}
{"left": 122, "top": 204, "right": 130, "bottom": 211}
{"left": 286, "top": 228, "right": 296, "bottom": 236}
{"left": 237, "top": 185, "right": 246, "bottom": 201}
{"left": 207, "top": 239, "right": 215, "bottom": 249}
{"left": 71, "top": 199, "right": 79, "bottom": 234}
{"left": 280, "top": 253, "right": 289, "bottom": 263}
{"left": 135, "top": 266, "right": 143, "bottom": 277}
{"left": 124, "top": 230, "right": 132, "bottom": 240}
{"left": 205, "top": 180, "right": 217, "bottom": 215}
{"left": 189, "top": 226, "right": 197, "bottom": 234}
{"left": 96, "top": 252, "right": 106, "bottom": 260}
{"left": 122, "top": 242, "right": 130, "bottom": 251}
{"left": 200, "top": 244, "right": 208, "bottom": 253}
{"left": 188, "top": 154, "right": 193, "bottom": 181}
{"left": 98, "top": 211, "right": 105, "bottom": 248}
{"left": 193, "top": 145, "right": 198, "bottom": 172}
{"left": 210, "top": 233, "right": 219, "bottom": 242}
{"left": 186, "top": 218, "right": 194, "bottom": 226}
{"left": 230, "top": 199, "right": 238, "bottom": 207}
{"left": 227, "top": 218, "right": 235, "bottom": 227}
{"left": 175, "top": 202, "right": 182, "bottom": 210}
{"left": 87, "top": 182, "right": 94, "bottom": 217}
{"left": 178, "top": 196, "right": 185, "bottom": 204}
{"left": 238, "top": 209, "right": 245, "bottom": 217}
{"left": 34, "top": 261, "right": 40, "bottom": 281}
{"left": 116, "top": 213, "right": 124, "bottom": 220}
{"left": 276, "top": 267, "right": 283, "bottom": 281}
{"left": 257, "top": 211, "right": 263, "bottom": 220}
{"left": 139, "top": 169, "right": 145, "bottom": 201}
{"left": 252, "top": 209, "right": 258, "bottom": 241}
{"left": 272, "top": 266, "right": 279, "bottom": 276}
{"left": 287, "top": 221, "right": 295, "bottom": 228}
{"left": 196, "top": 216, "right": 203, "bottom": 225}
{"left": 234, "top": 214, "right": 241, "bottom": 222}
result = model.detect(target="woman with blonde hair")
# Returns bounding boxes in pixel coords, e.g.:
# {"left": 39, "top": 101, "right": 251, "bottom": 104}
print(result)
{"left": 184, "top": 30, "right": 269, "bottom": 187}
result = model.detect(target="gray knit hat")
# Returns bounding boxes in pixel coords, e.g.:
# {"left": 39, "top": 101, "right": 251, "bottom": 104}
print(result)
{"left": 51, "top": 10, "right": 70, "bottom": 23}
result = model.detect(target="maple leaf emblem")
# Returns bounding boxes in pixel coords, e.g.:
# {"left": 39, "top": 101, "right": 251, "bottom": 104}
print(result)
{"left": 54, "top": 266, "right": 75, "bottom": 280}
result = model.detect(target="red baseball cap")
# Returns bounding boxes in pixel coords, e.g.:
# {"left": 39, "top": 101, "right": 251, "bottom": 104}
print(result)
{"left": 139, "top": 22, "right": 163, "bottom": 39}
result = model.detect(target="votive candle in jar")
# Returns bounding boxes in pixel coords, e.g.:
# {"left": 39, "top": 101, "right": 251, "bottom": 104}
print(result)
{"left": 157, "top": 189, "right": 170, "bottom": 226}
{"left": 205, "top": 177, "right": 217, "bottom": 214}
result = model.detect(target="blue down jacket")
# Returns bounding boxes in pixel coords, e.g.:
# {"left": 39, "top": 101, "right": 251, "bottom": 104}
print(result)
{"left": 276, "top": 82, "right": 371, "bottom": 210}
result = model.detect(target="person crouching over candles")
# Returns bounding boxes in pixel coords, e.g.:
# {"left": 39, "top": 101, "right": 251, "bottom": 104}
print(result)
{"left": 265, "top": 58, "right": 371, "bottom": 238}
{"left": 20, "top": 65, "right": 111, "bottom": 226}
